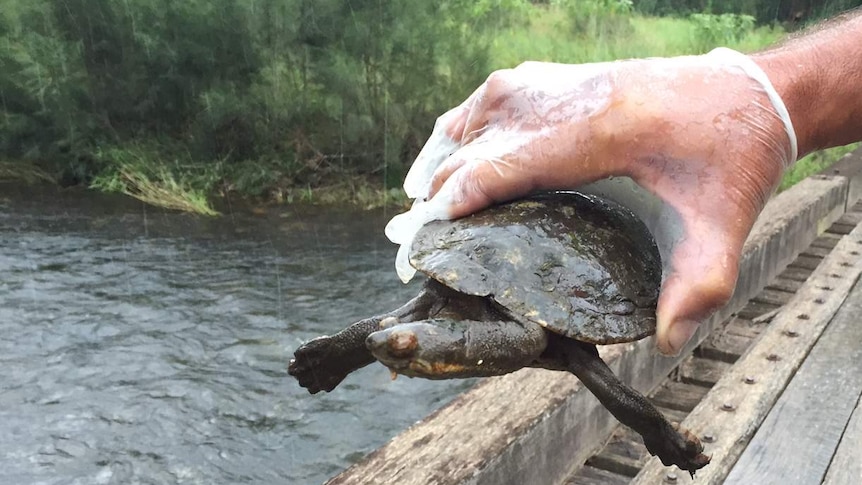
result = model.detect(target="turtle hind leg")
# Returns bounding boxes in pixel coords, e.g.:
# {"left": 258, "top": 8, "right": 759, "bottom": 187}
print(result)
{"left": 288, "top": 286, "right": 437, "bottom": 394}
{"left": 546, "top": 335, "right": 711, "bottom": 475}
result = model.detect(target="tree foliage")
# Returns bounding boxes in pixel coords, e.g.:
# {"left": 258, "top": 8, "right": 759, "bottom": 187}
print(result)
{"left": 1, "top": 0, "right": 527, "bottom": 192}
{"left": 634, "top": 0, "right": 862, "bottom": 24}
{"left": 1, "top": 0, "right": 859, "bottom": 201}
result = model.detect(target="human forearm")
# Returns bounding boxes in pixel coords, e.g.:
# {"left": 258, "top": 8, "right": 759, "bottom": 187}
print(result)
{"left": 753, "top": 9, "right": 862, "bottom": 158}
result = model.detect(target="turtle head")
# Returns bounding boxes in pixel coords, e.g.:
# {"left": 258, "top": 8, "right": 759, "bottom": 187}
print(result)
{"left": 366, "top": 320, "right": 476, "bottom": 379}
{"left": 366, "top": 318, "right": 546, "bottom": 379}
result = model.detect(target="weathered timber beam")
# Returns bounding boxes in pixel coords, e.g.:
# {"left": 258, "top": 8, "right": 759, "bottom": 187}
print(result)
{"left": 820, "top": 147, "right": 862, "bottom": 210}
{"left": 725, "top": 272, "right": 862, "bottom": 483}
{"left": 822, "top": 396, "right": 862, "bottom": 485}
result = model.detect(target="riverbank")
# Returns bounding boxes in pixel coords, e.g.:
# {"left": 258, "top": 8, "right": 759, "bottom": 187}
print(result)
{"left": 7, "top": 143, "right": 854, "bottom": 216}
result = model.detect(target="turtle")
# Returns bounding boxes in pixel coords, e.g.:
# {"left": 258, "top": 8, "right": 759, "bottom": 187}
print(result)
{"left": 288, "top": 191, "right": 711, "bottom": 475}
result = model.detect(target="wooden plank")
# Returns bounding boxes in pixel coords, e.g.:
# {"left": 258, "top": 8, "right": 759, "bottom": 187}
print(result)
{"left": 801, "top": 245, "right": 831, "bottom": 258}
{"left": 330, "top": 169, "right": 851, "bottom": 485}
{"left": 631, "top": 222, "right": 862, "bottom": 485}
{"left": 820, "top": 148, "right": 862, "bottom": 207}
{"left": 697, "top": 332, "right": 752, "bottom": 363}
{"left": 695, "top": 316, "right": 766, "bottom": 364}
{"left": 836, "top": 211, "right": 862, "bottom": 226}
{"left": 325, "top": 366, "right": 586, "bottom": 485}
{"left": 726, "top": 316, "right": 781, "bottom": 339}
{"left": 779, "top": 265, "right": 816, "bottom": 282}
{"left": 585, "top": 428, "right": 647, "bottom": 477}
{"left": 827, "top": 222, "right": 856, "bottom": 235}
{"left": 809, "top": 233, "right": 841, "bottom": 250}
{"left": 650, "top": 381, "right": 710, "bottom": 413}
{"left": 822, "top": 397, "right": 862, "bottom": 485}
{"left": 679, "top": 356, "right": 732, "bottom": 387}
{"left": 724, "top": 317, "right": 768, "bottom": 339}
{"left": 581, "top": 405, "right": 686, "bottom": 480}
{"left": 566, "top": 465, "right": 630, "bottom": 485}
{"left": 656, "top": 406, "right": 689, "bottom": 425}
{"left": 766, "top": 276, "right": 804, "bottom": 294}
{"left": 567, "top": 158, "right": 862, "bottom": 485}
{"left": 725, "top": 279, "right": 862, "bottom": 483}
{"left": 751, "top": 287, "right": 794, "bottom": 307}
{"left": 585, "top": 449, "right": 641, "bottom": 477}
{"left": 788, "top": 254, "right": 824, "bottom": 270}
{"left": 735, "top": 300, "right": 781, "bottom": 321}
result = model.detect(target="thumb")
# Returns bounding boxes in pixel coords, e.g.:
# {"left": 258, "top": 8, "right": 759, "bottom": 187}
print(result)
{"left": 655, "top": 232, "right": 741, "bottom": 355}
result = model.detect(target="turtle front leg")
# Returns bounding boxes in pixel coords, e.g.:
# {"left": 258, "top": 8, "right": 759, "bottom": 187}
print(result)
{"left": 545, "top": 336, "right": 710, "bottom": 476}
{"left": 289, "top": 315, "right": 384, "bottom": 394}
{"left": 288, "top": 289, "right": 435, "bottom": 393}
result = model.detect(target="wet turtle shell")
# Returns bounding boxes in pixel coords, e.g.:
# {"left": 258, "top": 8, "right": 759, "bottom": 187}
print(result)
{"left": 409, "top": 191, "right": 661, "bottom": 344}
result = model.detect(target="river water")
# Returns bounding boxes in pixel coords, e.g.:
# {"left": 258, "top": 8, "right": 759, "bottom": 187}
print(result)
{"left": 0, "top": 185, "right": 475, "bottom": 485}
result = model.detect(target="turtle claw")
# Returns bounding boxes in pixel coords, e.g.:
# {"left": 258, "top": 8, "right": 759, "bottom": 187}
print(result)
{"left": 288, "top": 336, "right": 352, "bottom": 394}
{"left": 642, "top": 422, "right": 711, "bottom": 476}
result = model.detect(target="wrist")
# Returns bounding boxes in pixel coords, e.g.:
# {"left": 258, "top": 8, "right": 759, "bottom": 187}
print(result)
{"left": 750, "top": 50, "right": 819, "bottom": 158}
{"left": 751, "top": 12, "right": 862, "bottom": 158}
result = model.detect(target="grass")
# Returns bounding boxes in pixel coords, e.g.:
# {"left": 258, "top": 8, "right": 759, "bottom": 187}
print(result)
{"left": 89, "top": 147, "right": 220, "bottom": 216}
{"left": 118, "top": 167, "right": 215, "bottom": 215}
{"left": 488, "top": 7, "right": 785, "bottom": 68}
{"left": 779, "top": 143, "right": 861, "bottom": 192}
{"left": 0, "top": 161, "right": 56, "bottom": 184}
{"left": 277, "top": 180, "right": 410, "bottom": 210}
{"left": 91, "top": 164, "right": 219, "bottom": 216}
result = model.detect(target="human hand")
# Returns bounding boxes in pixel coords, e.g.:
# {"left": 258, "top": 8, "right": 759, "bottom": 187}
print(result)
{"left": 386, "top": 48, "right": 797, "bottom": 355}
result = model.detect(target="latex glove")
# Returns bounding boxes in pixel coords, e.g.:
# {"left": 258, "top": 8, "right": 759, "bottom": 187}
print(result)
{"left": 386, "top": 48, "right": 796, "bottom": 355}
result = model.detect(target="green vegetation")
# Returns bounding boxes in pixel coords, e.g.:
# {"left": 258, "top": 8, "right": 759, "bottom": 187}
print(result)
{"left": 0, "top": 0, "right": 859, "bottom": 213}
{"left": 89, "top": 146, "right": 220, "bottom": 215}
{"left": 488, "top": 5, "right": 784, "bottom": 68}
{"left": 780, "top": 143, "right": 862, "bottom": 192}
{"left": 0, "top": 160, "right": 55, "bottom": 184}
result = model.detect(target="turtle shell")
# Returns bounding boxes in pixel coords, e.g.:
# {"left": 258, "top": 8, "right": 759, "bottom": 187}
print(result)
{"left": 409, "top": 192, "right": 661, "bottom": 344}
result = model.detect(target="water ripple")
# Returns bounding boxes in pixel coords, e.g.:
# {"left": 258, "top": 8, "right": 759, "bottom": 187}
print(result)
{"left": 0, "top": 185, "right": 476, "bottom": 485}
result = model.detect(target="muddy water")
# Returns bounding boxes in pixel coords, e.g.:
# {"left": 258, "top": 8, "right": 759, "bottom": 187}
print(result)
{"left": 0, "top": 185, "right": 475, "bottom": 485}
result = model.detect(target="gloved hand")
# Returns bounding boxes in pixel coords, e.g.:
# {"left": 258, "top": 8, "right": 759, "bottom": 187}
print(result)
{"left": 386, "top": 48, "right": 797, "bottom": 356}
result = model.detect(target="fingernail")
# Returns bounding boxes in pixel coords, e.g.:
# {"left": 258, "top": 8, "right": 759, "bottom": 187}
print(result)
{"left": 663, "top": 320, "right": 699, "bottom": 356}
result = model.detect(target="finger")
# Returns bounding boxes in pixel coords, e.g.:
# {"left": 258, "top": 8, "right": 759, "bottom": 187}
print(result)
{"left": 428, "top": 151, "right": 469, "bottom": 199}
{"left": 428, "top": 108, "right": 513, "bottom": 199}
{"left": 654, "top": 231, "right": 740, "bottom": 355}
{"left": 403, "top": 87, "right": 487, "bottom": 200}
{"left": 403, "top": 109, "right": 463, "bottom": 200}
{"left": 433, "top": 118, "right": 604, "bottom": 217}
{"left": 429, "top": 129, "right": 517, "bottom": 201}
{"left": 437, "top": 149, "right": 537, "bottom": 220}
